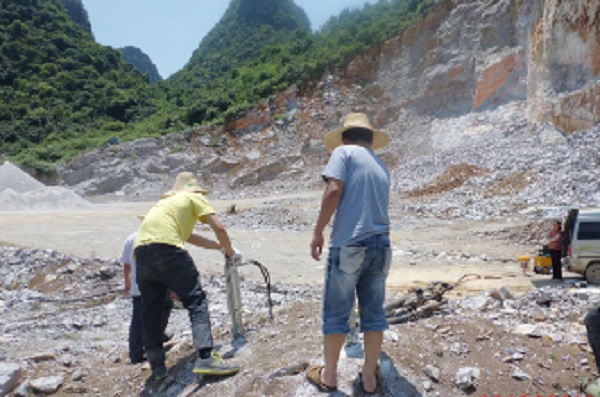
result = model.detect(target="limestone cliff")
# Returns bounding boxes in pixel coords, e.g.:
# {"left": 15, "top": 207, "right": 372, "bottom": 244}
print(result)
{"left": 341, "top": 0, "right": 598, "bottom": 134}
{"left": 119, "top": 46, "right": 163, "bottom": 83}
{"left": 527, "top": 0, "right": 599, "bottom": 133}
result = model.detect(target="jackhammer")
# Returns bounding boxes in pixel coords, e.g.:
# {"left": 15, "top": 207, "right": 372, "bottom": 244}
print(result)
{"left": 224, "top": 257, "right": 273, "bottom": 338}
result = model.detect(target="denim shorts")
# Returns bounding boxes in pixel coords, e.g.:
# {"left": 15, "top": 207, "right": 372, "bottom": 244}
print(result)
{"left": 322, "top": 233, "right": 392, "bottom": 335}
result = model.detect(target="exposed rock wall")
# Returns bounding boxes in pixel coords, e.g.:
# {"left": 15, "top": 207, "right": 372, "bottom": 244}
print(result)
{"left": 370, "top": 0, "right": 529, "bottom": 119}
{"left": 347, "top": 0, "right": 598, "bottom": 133}
{"left": 527, "top": 0, "right": 600, "bottom": 132}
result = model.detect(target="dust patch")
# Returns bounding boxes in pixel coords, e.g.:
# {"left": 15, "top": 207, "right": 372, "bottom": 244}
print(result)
{"left": 472, "top": 218, "right": 549, "bottom": 245}
{"left": 402, "top": 164, "right": 487, "bottom": 198}
{"left": 484, "top": 171, "right": 538, "bottom": 197}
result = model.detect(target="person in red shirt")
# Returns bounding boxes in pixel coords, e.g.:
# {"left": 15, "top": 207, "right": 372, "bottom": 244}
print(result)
{"left": 548, "top": 219, "right": 563, "bottom": 280}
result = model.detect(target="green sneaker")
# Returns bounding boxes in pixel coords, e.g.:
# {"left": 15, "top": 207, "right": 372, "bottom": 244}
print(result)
{"left": 192, "top": 351, "right": 241, "bottom": 376}
{"left": 152, "top": 367, "right": 168, "bottom": 381}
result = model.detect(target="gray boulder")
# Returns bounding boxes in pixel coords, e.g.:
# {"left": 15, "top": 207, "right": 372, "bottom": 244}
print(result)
{"left": 30, "top": 375, "right": 64, "bottom": 394}
{"left": 0, "top": 362, "right": 21, "bottom": 396}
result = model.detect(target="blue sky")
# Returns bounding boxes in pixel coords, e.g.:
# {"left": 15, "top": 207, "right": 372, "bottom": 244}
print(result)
{"left": 81, "top": 0, "right": 376, "bottom": 79}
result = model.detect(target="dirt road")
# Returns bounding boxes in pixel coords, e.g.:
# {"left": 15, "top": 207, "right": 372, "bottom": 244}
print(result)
{"left": 0, "top": 191, "right": 578, "bottom": 297}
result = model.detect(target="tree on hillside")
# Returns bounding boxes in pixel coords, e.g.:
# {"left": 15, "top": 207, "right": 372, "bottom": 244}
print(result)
{"left": 60, "top": 0, "right": 92, "bottom": 34}
{"left": 0, "top": 0, "right": 160, "bottom": 175}
{"left": 0, "top": 0, "right": 434, "bottom": 175}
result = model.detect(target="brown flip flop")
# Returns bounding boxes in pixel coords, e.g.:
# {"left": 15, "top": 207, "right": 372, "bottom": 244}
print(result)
{"left": 358, "top": 364, "right": 381, "bottom": 395}
{"left": 306, "top": 365, "right": 337, "bottom": 393}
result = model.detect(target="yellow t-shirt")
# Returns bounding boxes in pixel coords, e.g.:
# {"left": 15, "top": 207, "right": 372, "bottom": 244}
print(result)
{"left": 135, "top": 191, "right": 215, "bottom": 250}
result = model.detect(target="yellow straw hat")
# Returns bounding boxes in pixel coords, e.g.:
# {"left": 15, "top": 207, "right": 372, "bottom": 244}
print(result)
{"left": 323, "top": 112, "right": 390, "bottom": 152}
{"left": 162, "top": 172, "right": 212, "bottom": 198}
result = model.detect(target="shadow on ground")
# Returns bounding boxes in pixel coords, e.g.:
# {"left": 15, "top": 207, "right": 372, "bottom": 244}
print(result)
{"left": 140, "top": 338, "right": 247, "bottom": 396}
{"left": 140, "top": 353, "right": 197, "bottom": 397}
{"left": 530, "top": 275, "right": 588, "bottom": 290}
{"left": 338, "top": 350, "right": 422, "bottom": 397}
{"left": 377, "top": 352, "right": 422, "bottom": 397}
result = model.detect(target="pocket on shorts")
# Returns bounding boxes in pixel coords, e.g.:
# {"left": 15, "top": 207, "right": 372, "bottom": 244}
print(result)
{"left": 339, "top": 245, "right": 366, "bottom": 274}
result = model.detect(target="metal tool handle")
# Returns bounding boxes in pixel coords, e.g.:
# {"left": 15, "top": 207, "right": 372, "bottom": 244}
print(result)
{"left": 225, "top": 261, "right": 244, "bottom": 338}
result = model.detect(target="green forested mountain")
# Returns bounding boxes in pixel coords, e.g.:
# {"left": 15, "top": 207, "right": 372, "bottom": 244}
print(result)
{"left": 60, "top": 0, "right": 91, "bottom": 35}
{"left": 119, "top": 46, "right": 162, "bottom": 83}
{"left": 167, "top": 0, "right": 432, "bottom": 126}
{"left": 166, "top": 0, "right": 312, "bottom": 124}
{"left": 177, "top": 0, "right": 311, "bottom": 82}
{"left": 0, "top": 0, "right": 432, "bottom": 175}
{"left": 0, "top": 0, "right": 160, "bottom": 174}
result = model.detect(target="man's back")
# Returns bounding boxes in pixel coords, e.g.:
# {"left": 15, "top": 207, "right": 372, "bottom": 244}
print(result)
{"left": 323, "top": 145, "right": 390, "bottom": 247}
{"left": 135, "top": 191, "right": 214, "bottom": 250}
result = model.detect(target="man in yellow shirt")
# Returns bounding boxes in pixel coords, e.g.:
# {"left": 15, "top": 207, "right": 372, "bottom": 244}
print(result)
{"left": 135, "top": 172, "right": 242, "bottom": 380}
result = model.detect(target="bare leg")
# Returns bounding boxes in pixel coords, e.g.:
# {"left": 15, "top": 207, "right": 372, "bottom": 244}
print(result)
{"left": 362, "top": 331, "right": 383, "bottom": 392}
{"left": 322, "top": 334, "right": 345, "bottom": 387}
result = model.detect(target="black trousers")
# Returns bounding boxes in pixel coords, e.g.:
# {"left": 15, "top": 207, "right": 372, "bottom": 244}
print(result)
{"left": 136, "top": 243, "right": 214, "bottom": 372}
{"left": 129, "top": 294, "right": 173, "bottom": 363}
{"left": 586, "top": 306, "right": 600, "bottom": 372}
{"left": 549, "top": 249, "right": 562, "bottom": 279}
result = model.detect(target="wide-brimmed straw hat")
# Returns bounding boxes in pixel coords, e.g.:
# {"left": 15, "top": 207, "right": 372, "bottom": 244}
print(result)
{"left": 162, "top": 172, "right": 212, "bottom": 198}
{"left": 323, "top": 112, "right": 390, "bottom": 152}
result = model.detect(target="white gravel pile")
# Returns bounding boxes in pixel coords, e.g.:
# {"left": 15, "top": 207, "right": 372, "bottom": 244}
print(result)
{"left": 0, "top": 161, "right": 44, "bottom": 193}
{"left": 0, "top": 161, "right": 91, "bottom": 211}
{"left": 391, "top": 103, "right": 600, "bottom": 220}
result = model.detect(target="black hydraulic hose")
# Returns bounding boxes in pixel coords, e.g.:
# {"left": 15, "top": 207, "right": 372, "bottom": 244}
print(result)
{"left": 238, "top": 259, "right": 274, "bottom": 320}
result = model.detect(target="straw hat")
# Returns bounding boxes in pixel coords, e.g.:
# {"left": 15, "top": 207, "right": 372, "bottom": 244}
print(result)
{"left": 323, "top": 113, "right": 389, "bottom": 152}
{"left": 162, "top": 172, "right": 212, "bottom": 198}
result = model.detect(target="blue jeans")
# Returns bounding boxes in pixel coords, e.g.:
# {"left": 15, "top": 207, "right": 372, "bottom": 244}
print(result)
{"left": 135, "top": 243, "right": 213, "bottom": 372}
{"left": 323, "top": 233, "right": 392, "bottom": 335}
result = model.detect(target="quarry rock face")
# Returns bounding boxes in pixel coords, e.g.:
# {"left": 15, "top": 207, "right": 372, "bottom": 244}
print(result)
{"left": 371, "top": 0, "right": 529, "bottom": 119}
{"left": 348, "top": 0, "right": 598, "bottom": 133}
{"left": 527, "top": 0, "right": 600, "bottom": 133}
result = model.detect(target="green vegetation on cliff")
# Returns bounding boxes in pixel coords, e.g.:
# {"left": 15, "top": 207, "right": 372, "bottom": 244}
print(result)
{"left": 1, "top": 0, "right": 432, "bottom": 175}
{"left": 119, "top": 46, "right": 163, "bottom": 83}
{"left": 168, "top": 0, "right": 432, "bottom": 126}
{"left": 60, "top": 0, "right": 92, "bottom": 34}
{"left": 165, "top": 0, "right": 312, "bottom": 124}
{"left": 0, "top": 0, "right": 162, "bottom": 174}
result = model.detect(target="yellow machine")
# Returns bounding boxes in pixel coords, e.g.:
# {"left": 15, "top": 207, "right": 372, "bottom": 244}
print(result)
{"left": 518, "top": 255, "right": 530, "bottom": 272}
{"left": 533, "top": 255, "right": 553, "bottom": 274}
{"left": 518, "top": 254, "right": 552, "bottom": 274}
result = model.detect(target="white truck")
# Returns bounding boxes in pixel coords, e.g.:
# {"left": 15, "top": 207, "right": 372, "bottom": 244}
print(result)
{"left": 564, "top": 208, "right": 600, "bottom": 284}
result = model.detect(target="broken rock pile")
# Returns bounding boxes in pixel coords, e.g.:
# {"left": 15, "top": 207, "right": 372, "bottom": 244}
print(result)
{"left": 0, "top": 246, "right": 320, "bottom": 396}
{"left": 0, "top": 161, "right": 91, "bottom": 211}
{"left": 452, "top": 284, "right": 593, "bottom": 348}
{"left": 392, "top": 105, "right": 600, "bottom": 220}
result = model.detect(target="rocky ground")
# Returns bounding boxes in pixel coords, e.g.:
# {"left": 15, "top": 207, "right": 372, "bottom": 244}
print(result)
{"left": 1, "top": 240, "right": 598, "bottom": 397}
{"left": 1, "top": 180, "right": 600, "bottom": 396}
{"left": 3, "top": 116, "right": 600, "bottom": 396}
